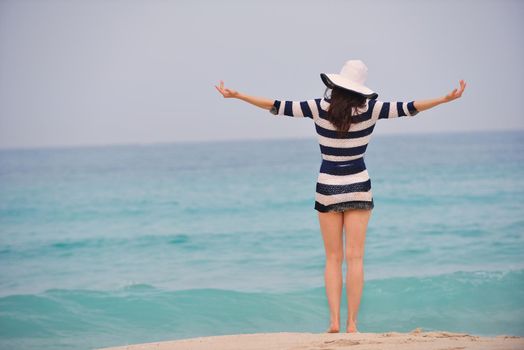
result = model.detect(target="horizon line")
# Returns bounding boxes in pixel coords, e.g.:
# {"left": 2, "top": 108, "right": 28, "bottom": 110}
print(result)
{"left": 0, "top": 128, "right": 522, "bottom": 152}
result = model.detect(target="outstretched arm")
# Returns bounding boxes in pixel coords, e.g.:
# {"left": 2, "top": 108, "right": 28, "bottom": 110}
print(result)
{"left": 376, "top": 80, "right": 467, "bottom": 120}
{"left": 215, "top": 80, "right": 274, "bottom": 111}
{"left": 214, "top": 80, "right": 319, "bottom": 119}
{"left": 375, "top": 100, "right": 420, "bottom": 119}
{"left": 414, "top": 79, "right": 467, "bottom": 112}
{"left": 237, "top": 93, "right": 275, "bottom": 111}
{"left": 267, "top": 99, "right": 321, "bottom": 119}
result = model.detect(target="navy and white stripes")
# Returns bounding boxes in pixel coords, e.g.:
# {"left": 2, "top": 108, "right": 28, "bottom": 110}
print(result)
{"left": 269, "top": 96, "right": 420, "bottom": 212}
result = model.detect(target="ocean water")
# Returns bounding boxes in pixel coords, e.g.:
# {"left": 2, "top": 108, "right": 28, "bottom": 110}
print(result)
{"left": 0, "top": 130, "right": 523, "bottom": 349}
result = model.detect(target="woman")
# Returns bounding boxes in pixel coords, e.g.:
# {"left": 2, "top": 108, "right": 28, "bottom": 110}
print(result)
{"left": 215, "top": 59, "right": 466, "bottom": 333}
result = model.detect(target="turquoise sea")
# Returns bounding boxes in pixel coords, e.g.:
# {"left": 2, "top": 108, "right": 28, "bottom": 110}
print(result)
{"left": 0, "top": 130, "right": 523, "bottom": 349}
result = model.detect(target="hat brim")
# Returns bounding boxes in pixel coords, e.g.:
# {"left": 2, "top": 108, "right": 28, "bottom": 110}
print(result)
{"left": 320, "top": 73, "right": 378, "bottom": 99}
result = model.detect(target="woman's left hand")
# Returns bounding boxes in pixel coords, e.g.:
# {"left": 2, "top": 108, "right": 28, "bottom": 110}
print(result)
{"left": 215, "top": 80, "right": 239, "bottom": 98}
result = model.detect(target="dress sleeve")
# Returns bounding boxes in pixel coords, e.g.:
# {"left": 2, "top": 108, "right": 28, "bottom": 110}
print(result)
{"left": 269, "top": 98, "right": 322, "bottom": 119}
{"left": 375, "top": 100, "right": 419, "bottom": 120}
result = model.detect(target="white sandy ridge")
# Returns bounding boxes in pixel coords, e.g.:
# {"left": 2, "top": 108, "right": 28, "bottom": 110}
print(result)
{"left": 96, "top": 328, "right": 524, "bottom": 350}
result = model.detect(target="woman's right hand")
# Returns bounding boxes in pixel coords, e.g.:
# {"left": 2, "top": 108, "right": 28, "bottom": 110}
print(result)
{"left": 215, "top": 80, "right": 239, "bottom": 98}
{"left": 443, "top": 79, "right": 466, "bottom": 103}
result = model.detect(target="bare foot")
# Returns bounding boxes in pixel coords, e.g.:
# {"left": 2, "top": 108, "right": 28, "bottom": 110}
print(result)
{"left": 346, "top": 320, "right": 358, "bottom": 333}
{"left": 326, "top": 323, "right": 340, "bottom": 333}
{"left": 326, "top": 326, "right": 339, "bottom": 333}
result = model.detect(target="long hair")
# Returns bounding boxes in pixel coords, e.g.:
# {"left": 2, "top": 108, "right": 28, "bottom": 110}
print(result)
{"left": 323, "top": 86, "right": 368, "bottom": 138}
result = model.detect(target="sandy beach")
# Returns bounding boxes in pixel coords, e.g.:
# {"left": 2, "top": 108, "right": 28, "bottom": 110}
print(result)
{"left": 97, "top": 328, "right": 524, "bottom": 350}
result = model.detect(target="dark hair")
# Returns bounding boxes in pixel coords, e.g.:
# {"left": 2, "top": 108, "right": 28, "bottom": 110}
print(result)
{"left": 323, "top": 86, "right": 368, "bottom": 138}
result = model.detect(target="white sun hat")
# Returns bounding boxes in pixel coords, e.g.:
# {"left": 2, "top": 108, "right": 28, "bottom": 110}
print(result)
{"left": 320, "top": 59, "right": 378, "bottom": 99}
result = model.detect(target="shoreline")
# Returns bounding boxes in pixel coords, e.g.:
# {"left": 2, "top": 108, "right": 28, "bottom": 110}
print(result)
{"left": 96, "top": 329, "right": 524, "bottom": 350}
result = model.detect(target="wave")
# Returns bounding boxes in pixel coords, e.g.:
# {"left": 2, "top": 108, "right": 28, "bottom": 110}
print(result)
{"left": 0, "top": 269, "right": 523, "bottom": 350}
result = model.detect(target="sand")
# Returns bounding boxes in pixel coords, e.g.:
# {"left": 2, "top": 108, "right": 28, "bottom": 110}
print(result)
{"left": 96, "top": 328, "right": 524, "bottom": 350}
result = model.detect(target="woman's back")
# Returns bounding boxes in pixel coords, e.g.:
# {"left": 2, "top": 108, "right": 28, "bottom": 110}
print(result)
{"left": 270, "top": 96, "right": 420, "bottom": 162}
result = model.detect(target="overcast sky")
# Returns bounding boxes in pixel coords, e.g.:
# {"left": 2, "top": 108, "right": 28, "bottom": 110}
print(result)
{"left": 0, "top": 0, "right": 522, "bottom": 150}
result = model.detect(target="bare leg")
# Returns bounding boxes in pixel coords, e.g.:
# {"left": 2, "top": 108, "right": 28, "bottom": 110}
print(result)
{"left": 343, "top": 208, "right": 372, "bottom": 333}
{"left": 318, "top": 211, "right": 344, "bottom": 333}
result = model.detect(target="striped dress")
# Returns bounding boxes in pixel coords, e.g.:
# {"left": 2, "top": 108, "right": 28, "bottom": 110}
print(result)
{"left": 269, "top": 96, "right": 420, "bottom": 212}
